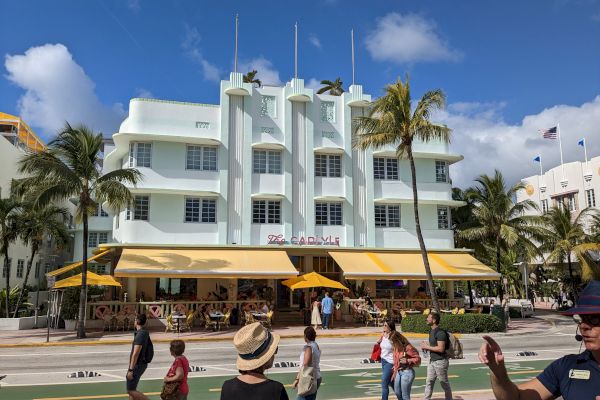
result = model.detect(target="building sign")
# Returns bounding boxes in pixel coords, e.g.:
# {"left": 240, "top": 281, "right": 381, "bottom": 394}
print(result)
{"left": 267, "top": 234, "right": 340, "bottom": 246}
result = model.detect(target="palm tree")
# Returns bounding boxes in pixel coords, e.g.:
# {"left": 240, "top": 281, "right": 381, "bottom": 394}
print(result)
{"left": 539, "top": 206, "right": 596, "bottom": 300}
{"left": 353, "top": 76, "right": 451, "bottom": 312}
{"left": 17, "top": 123, "right": 142, "bottom": 338}
{"left": 451, "top": 187, "right": 478, "bottom": 307}
{"left": 12, "top": 204, "right": 70, "bottom": 317}
{"left": 459, "top": 170, "right": 541, "bottom": 298}
{"left": 573, "top": 243, "right": 600, "bottom": 282}
{"left": 243, "top": 70, "right": 262, "bottom": 87}
{"left": 0, "top": 197, "right": 20, "bottom": 317}
{"left": 317, "top": 78, "right": 344, "bottom": 96}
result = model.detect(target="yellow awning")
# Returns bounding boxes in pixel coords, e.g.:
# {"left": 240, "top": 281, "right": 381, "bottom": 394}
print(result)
{"left": 114, "top": 248, "right": 299, "bottom": 279}
{"left": 53, "top": 272, "right": 122, "bottom": 289}
{"left": 328, "top": 251, "right": 500, "bottom": 280}
{"left": 282, "top": 272, "right": 348, "bottom": 291}
{"left": 46, "top": 250, "right": 112, "bottom": 277}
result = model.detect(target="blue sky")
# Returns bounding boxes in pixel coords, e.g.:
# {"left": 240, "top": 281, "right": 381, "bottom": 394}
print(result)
{"left": 1, "top": 0, "right": 600, "bottom": 187}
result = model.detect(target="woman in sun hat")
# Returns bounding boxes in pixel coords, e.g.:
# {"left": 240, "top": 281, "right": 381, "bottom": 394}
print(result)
{"left": 220, "top": 322, "right": 289, "bottom": 400}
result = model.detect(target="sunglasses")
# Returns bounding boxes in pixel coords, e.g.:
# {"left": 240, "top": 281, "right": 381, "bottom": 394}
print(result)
{"left": 573, "top": 314, "right": 600, "bottom": 327}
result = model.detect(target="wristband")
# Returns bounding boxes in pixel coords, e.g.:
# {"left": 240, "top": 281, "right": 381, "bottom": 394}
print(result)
{"left": 128, "top": 368, "right": 134, "bottom": 372}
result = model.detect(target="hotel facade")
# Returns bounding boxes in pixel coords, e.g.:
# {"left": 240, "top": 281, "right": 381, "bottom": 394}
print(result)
{"left": 75, "top": 73, "right": 497, "bottom": 311}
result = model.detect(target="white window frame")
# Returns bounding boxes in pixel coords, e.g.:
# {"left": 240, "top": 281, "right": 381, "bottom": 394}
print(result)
{"left": 315, "top": 202, "right": 343, "bottom": 226}
{"left": 437, "top": 206, "right": 450, "bottom": 229}
{"left": 98, "top": 232, "right": 108, "bottom": 244}
{"left": 585, "top": 189, "right": 596, "bottom": 208}
{"left": 253, "top": 150, "right": 282, "bottom": 174}
{"left": 435, "top": 160, "right": 448, "bottom": 183}
{"left": 315, "top": 154, "right": 342, "bottom": 177}
{"left": 126, "top": 195, "right": 150, "bottom": 221}
{"left": 129, "top": 142, "right": 152, "bottom": 168}
{"left": 88, "top": 232, "right": 98, "bottom": 248}
{"left": 374, "top": 204, "right": 401, "bottom": 227}
{"left": 16, "top": 259, "right": 24, "bottom": 278}
{"left": 252, "top": 200, "right": 282, "bottom": 224}
{"left": 373, "top": 157, "right": 399, "bottom": 180}
{"left": 184, "top": 197, "right": 216, "bottom": 223}
{"left": 186, "top": 145, "right": 218, "bottom": 171}
{"left": 541, "top": 199, "right": 549, "bottom": 213}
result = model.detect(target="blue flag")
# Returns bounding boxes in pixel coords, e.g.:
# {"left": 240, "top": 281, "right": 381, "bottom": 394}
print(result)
{"left": 533, "top": 155, "right": 541, "bottom": 162}
{"left": 578, "top": 138, "right": 585, "bottom": 146}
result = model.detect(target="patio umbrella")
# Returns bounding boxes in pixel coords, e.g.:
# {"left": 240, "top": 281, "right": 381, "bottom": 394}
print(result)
{"left": 53, "top": 272, "right": 122, "bottom": 289}
{"left": 282, "top": 272, "right": 348, "bottom": 291}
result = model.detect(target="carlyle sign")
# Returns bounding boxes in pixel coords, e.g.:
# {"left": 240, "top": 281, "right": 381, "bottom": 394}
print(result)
{"left": 267, "top": 234, "right": 340, "bottom": 246}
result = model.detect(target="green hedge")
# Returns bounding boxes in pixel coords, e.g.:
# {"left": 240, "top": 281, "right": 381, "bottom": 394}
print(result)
{"left": 401, "top": 314, "right": 504, "bottom": 334}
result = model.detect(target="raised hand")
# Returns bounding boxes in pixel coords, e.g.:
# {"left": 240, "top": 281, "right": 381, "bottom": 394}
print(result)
{"left": 479, "top": 335, "right": 506, "bottom": 376}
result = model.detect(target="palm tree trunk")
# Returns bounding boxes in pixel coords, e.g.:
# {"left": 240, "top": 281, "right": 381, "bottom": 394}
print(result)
{"left": 467, "top": 281, "right": 474, "bottom": 308}
{"left": 496, "top": 238, "right": 504, "bottom": 300}
{"left": 3, "top": 248, "right": 10, "bottom": 318}
{"left": 77, "top": 212, "right": 88, "bottom": 338}
{"left": 407, "top": 147, "right": 440, "bottom": 312}
{"left": 13, "top": 244, "right": 38, "bottom": 318}
{"left": 567, "top": 253, "right": 577, "bottom": 302}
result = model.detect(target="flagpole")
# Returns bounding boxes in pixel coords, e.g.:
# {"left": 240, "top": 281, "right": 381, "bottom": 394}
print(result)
{"left": 234, "top": 14, "right": 239, "bottom": 73}
{"left": 294, "top": 22, "right": 298, "bottom": 79}
{"left": 539, "top": 157, "right": 543, "bottom": 177}
{"left": 351, "top": 29, "right": 355, "bottom": 85}
{"left": 557, "top": 123, "right": 565, "bottom": 181}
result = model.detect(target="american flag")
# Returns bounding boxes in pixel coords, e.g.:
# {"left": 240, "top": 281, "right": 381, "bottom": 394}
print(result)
{"left": 540, "top": 126, "right": 558, "bottom": 139}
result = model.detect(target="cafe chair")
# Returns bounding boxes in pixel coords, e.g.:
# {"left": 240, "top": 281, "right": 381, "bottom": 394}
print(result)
{"left": 244, "top": 311, "right": 256, "bottom": 326}
{"left": 364, "top": 311, "right": 376, "bottom": 327}
{"left": 458, "top": 308, "right": 465, "bottom": 315}
{"left": 165, "top": 314, "right": 176, "bottom": 333}
{"left": 203, "top": 313, "right": 217, "bottom": 331}
{"left": 451, "top": 307, "right": 459, "bottom": 315}
{"left": 183, "top": 312, "right": 195, "bottom": 332}
{"left": 264, "top": 310, "right": 274, "bottom": 329}
{"left": 221, "top": 311, "right": 231, "bottom": 330}
{"left": 422, "top": 308, "right": 431, "bottom": 316}
{"left": 103, "top": 313, "right": 115, "bottom": 331}
{"left": 115, "top": 312, "right": 127, "bottom": 331}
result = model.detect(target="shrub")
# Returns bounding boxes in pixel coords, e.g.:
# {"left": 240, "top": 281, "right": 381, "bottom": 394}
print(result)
{"left": 401, "top": 313, "right": 503, "bottom": 334}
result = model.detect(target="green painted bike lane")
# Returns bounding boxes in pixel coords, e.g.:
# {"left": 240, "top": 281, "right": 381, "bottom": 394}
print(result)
{"left": 0, "top": 360, "right": 552, "bottom": 400}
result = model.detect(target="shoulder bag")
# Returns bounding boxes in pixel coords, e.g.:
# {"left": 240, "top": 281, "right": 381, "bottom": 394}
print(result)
{"left": 160, "top": 358, "right": 181, "bottom": 400}
{"left": 297, "top": 366, "right": 317, "bottom": 396}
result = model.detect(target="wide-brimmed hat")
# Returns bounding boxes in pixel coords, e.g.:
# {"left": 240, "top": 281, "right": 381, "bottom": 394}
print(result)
{"left": 562, "top": 280, "right": 600, "bottom": 315}
{"left": 233, "top": 322, "right": 280, "bottom": 371}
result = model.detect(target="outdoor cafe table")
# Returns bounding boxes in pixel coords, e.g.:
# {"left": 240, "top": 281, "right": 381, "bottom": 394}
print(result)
{"left": 172, "top": 314, "right": 186, "bottom": 333}
{"left": 251, "top": 312, "right": 267, "bottom": 320}
{"left": 209, "top": 312, "right": 224, "bottom": 331}
{"left": 404, "top": 310, "right": 422, "bottom": 315}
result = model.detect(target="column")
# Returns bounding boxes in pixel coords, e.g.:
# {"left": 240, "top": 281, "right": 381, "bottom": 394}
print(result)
{"left": 292, "top": 101, "right": 307, "bottom": 237}
{"left": 127, "top": 278, "right": 137, "bottom": 302}
{"left": 227, "top": 95, "right": 244, "bottom": 244}
{"left": 351, "top": 106, "right": 368, "bottom": 247}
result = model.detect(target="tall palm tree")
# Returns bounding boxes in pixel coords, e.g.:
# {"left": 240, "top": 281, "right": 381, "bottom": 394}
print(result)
{"left": 459, "top": 170, "right": 541, "bottom": 298}
{"left": 539, "top": 206, "right": 596, "bottom": 300}
{"left": 12, "top": 204, "right": 70, "bottom": 317}
{"left": 0, "top": 197, "right": 20, "bottom": 317}
{"left": 317, "top": 78, "right": 344, "bottom": 96}
{"left": 243, "top": 70, "right": 262, "bottom": 87}
{"left": 573, "top": 243, "right": 600, "bottom": 282}
{"left": 451, "top": 187, "right": 478, "bottom": 307}
{"left": 17, "top": 123, "right": 142, "bottom": 338}
{"left": 353, "top": 76, "right": 451, "bottom": 312}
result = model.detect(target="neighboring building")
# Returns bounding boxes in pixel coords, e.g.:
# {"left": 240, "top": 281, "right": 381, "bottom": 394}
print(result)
{"left": 78, "top": 73, "right": 497, "bottom": 308}
{"left": 0, "top": 114, "right": 73, "bottom": 291}
{"left": 517, "top": 156, "right": 600, "bottom": 217}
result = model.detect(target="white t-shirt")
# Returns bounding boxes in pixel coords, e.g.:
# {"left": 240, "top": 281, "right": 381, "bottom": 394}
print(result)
{"left": 299, "top": 341, "right": 321, "bottom": 379}
{"left": 380, "top": 336, "right": 394, "bottom": 364}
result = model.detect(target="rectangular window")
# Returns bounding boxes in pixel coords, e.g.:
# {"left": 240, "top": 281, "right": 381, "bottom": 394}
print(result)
{"left": 35, "top": 261, "right": 40, "bottom": 278}
{"left": 437, "top": 206, "right": 450, "bottom": 229}
{"left": 128, "top": 142, "right": 152, "bottom": 167}
{"left": 568, "top": 194, "right": 577, "bottom": 212}
{"left": 185, "top": 198, "right": 216, "bottom": 223}
{"left": 586, "top": 189, "right": 596, "bottom": 208}
{"left": 126, "top": 195, "right": 150, "bottom": 221}
{"left": 16, "top": 259, "right": 24, "bottom": 278}
{"left": 373, "top": 157, "right": 399, "bottom": 180}
{"left": 2, "top": 258, "right": 11, "bottom": 278}
{"left": 260, "top": 95, "right": 277, "bottom": 117}
{"left": 252, "top": 200, "right": 281, "bottom": 224}
{"left": 88, "top": 232, "right": 98, "bottom": 248}
{"left": 93, "top": 203, "right": 108, "bottom": 217}
{"left": 315, "top": 154, "right": 341, "bottom": 177}
{"left": 186, "top": 145, "right": 218, "bottom": 171}
{"left": 44, "top": 263, "right": 51, "bottom": 274}
{"left": 98, "top": 232, "right": 108, "bottom": 244}
{"left": 541, "top": 199, "right": 549, "bottom": 213}
{"left": 375, "top": 204, "right": 401, "bottom": 227}
{"left": 435, "top": 160, "right": 448, "bottom": 183}
{"left": 315, "top": 202, "right": 343, "bottom": 225}
{"left": 253, "top": 150, "right": 282, "bottom": 174}
{"left": 320, "top": 101, "right": 336, "bottom": 122}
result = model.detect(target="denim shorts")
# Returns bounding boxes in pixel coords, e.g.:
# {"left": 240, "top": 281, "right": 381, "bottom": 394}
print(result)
{"left": 126, "top": 363, "right": 147, "bottom": 391}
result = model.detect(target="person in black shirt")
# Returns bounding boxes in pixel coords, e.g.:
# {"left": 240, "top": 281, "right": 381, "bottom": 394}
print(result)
{"left": 221, "top": 322, "right": 288, "bottom": 400}
{"left": 127, "top": 313, "right": 150, "bottom": 400}
{"left": 420, "top": 312, "right": 452, "bottom": 400}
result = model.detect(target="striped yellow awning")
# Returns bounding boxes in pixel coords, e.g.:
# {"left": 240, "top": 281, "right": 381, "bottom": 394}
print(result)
{"left": 328, "top": 251, "right": 500, "bottom": 280}
{"left": 46, "top": 250, "right": 112, "bottom": 277}
{"left": 53, "top": 272, "right": 121, "bottom": 289}
{"left": 114, "top": 248, "right": 299, "bottom": 279}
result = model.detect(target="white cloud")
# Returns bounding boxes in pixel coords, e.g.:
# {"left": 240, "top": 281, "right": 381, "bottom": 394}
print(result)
{"left": 181, "top": 25, "right": 221, "bottom": 83}
{"left": 239, "top": 57, "right": 282, "bottom": 86}
{"left": 433, "top": 97, "right": 600, "bottom": 189}
{"left": 4, "top": 43, "right": 124, "bottom": 139}
{"left": 366, "top": 13, "right": 462, "bottom": 64}
{"left": 135, "top": 88, "right": 154, "bottom": 98}
{"left": 127, "top": 0, "right": 141, "bottom": 12}
{"left": 306, "top": 78, "right": 321, "bottom": 91}
{"left": 309, "top": 34, "right": 322, "bottom": 49}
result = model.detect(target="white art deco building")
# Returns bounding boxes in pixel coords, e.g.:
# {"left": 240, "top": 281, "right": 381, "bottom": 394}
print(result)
{"left": 76, "top": 73, "right": 498, "bottom": 307}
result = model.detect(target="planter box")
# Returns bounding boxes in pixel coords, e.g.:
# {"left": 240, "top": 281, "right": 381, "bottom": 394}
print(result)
{"left": 64, "top": 319, "right": 78, "bottom": 331}
{"left": 0, "top": 316, "right": 48, "bottom": 330}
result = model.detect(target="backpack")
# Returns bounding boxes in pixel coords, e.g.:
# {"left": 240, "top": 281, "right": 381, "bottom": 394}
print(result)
{"left": 144, "top": 336, "right": 154, "bottom": 363}
{"left": 444, "top": 331, "right": 463, "bottom": 359}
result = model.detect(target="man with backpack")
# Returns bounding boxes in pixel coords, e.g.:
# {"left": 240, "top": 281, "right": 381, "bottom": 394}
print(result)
{"left": 420, "top": 312, "right": 453, "bottom": 400}
{"left": 127, "top": 313, "right": 153, "bottom": 400}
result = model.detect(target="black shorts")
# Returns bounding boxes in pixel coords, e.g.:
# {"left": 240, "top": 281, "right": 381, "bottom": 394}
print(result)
{"left": 126, "top": 363, "right": 147, "bottom": 391}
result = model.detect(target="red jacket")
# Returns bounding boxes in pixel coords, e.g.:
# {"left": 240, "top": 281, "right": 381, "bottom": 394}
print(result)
{"left": 392, "top": 343, "right": 421, "bottom": 372}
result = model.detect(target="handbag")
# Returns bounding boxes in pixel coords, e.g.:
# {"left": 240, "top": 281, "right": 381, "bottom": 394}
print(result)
{"left": 297, "top": 366, "right": 317, "bottom": 396}
{"left": 160, "top": 380, "right": 180, "bottom": 400}
{"left": 371, "top": 343, "right": 381, "bottom": 362}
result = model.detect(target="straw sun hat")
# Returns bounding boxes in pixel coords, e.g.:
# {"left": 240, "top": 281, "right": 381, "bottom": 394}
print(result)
{"left": 234, "top": 322, "right": 280, "bottom": 371}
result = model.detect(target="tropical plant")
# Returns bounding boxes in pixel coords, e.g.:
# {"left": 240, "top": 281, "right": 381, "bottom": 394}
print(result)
{"left": 12, "top": 204, "right": 70, "bottom": 317}
{"left": 353, "top": 75, "right": 451, "bottom": 312}
{"left": 573, "top": 243, "right": 600, "bottom": 282}
{"left": 0, "top": 197, "right": 20, "bottom": 317}
{"left": 243, "top": 70, "right": 262, "bottom": 87}
{"left": 539, "top": 206, "right": 597, "bottom": 298}
{"left": 459, "top": 170, "right": 541, "bottom": 298}
{"left": 317, "top": 78, "right": 344, "bottom": 96}
{"left": 16, "top": 123, "right": 142, "bottom": 337}
{"left": 0, "top": 286, "right": 28, "bottom": 317}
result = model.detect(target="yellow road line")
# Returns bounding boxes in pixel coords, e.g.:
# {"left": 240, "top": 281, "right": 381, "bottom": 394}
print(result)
{"left": 508, "top": 369, "right": 543, "bottom": 375}
{"left": 33, "top": 392, "right": 161, "bottom": 400}
{"left": 357, "top": 375, "right": 459, "bottom": 383}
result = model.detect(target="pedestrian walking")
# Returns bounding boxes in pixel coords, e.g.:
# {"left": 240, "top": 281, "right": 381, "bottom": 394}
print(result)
{"left": 220, "top": 322, "right": 288, "bottom": 400}
{"left": 390, "top": 331, "right": 421, "bottom": 400}
{"left": 127, "top": 313, "right": 152, "bottom": 400}
{"left": 321, "top": 292, "right": 334, "bottom": 330}
{"left": 479, "top": 280, "right": 600, "bottom": 399}
{"left": 161, "top": 340, "right": 189, "bottom": 400}
{"left": 311, "top": 299, "right": 322, "bottom": 329}
{"left": 420, "top": 312, "right": 452, "bottom": 400}
{"left": 376, "top": 320, "right": 397, "bottom": 400}
{"left": 293, "top": 326, "right": 321, "bottom": 400}
{"left": 502, "top": 295, "right": 510, "bottom": 330}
